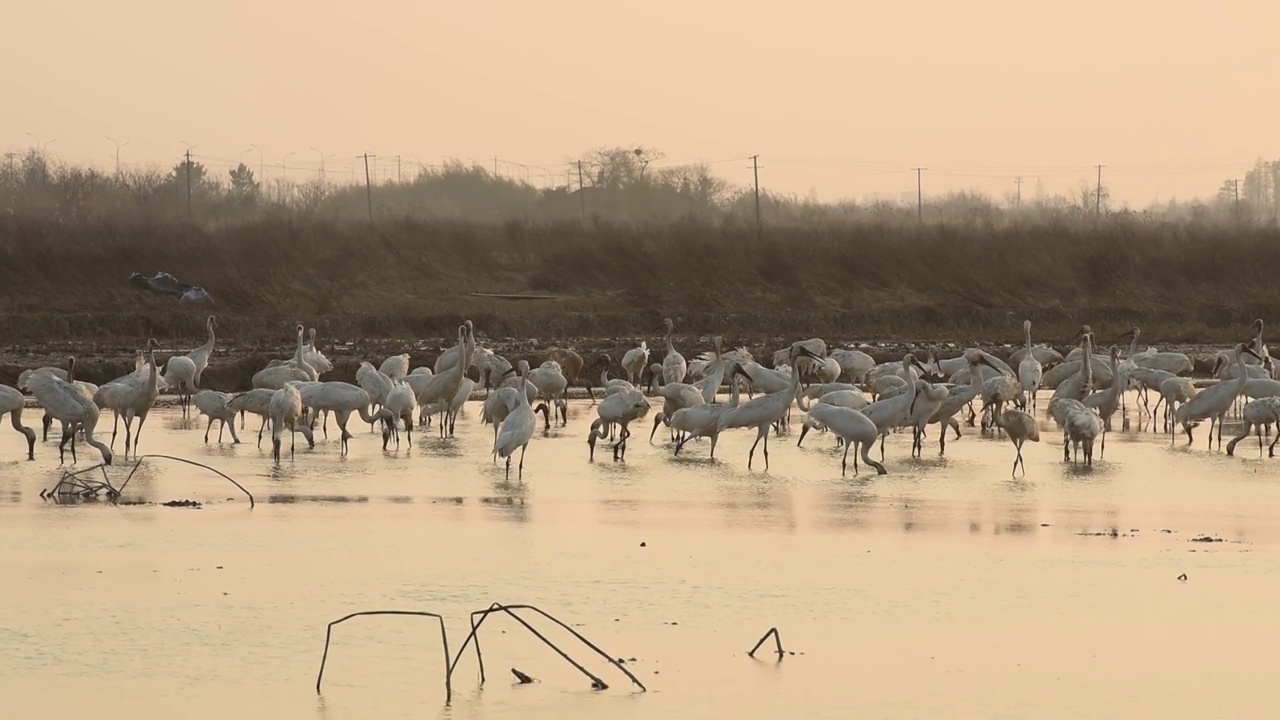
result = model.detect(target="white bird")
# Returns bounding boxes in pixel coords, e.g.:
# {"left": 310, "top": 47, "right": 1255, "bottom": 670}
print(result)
{"left": 268, "top": 383, "right": 304, "bottom": 463}
{"left": 418, "top": 324, "right": 475, "bottom": 435}
{"left": 379, "top": 353, "right": 410, "bottom": 379}
{"left": 25, "top": 358, "right": 112, "bottom": 465}
{"left": 356, "top": 361, "right": 395, "bottom": 417}
{"left": 292, "top": 382, "right": 378, "bottom": 454}
{"left": 0, "top": 383, "right": 37, "bottom": 460}
{"left": 162, "top": 355, "right": 199, "bottom": 418}
{"left": 229, "top": 388, "right": 306, "bottom": 448}
{"left": 480, "top": 378, "right": 547, "bottom": 446}
{"left": 716, "top": 345, "right": 819, "bottom": 469}
{"left": 829, "top": 348, "right": 875, "bottom": 384}
{"left": 1082, "top": 346, "right": 1130, "bottom": 443}
{"left": 1226, "top": 397, "right": 1280, "bottom": 457}
{"left": 527, "top": 361, "right": 569, "bottom": 428}
{"left": 494, "top": 360, "right": 536, "bottom": 481}
{"left": 433, "top": 319, "right": 476, "bottom": 375}
{"left": 253, "top": 325, "right": 317, "bottom": 389}
{"left": 374, "top": 380, "right": 417, "bottom": 449}
{"left": 1155, "top": 376, "right": 1196, "bottom": 431}
{"left": 473, "top": 348, "right": 512, "bottom": 395}
{"left": 193, "top": 389, "right": 241, "bottom": 444}
{"left": 669, "top": 369, "right": 746, "bottom": 458}
{"left": 590, "top": 354, "right": 636, "bottom": 397}
{"left": 1175, "top": 343, "right": 1261, "bottom": 448}
{"left": 1018, "top": 320, "right": 1043, "bottom": 411}
{"left": 99, "top": 338, "right": 162, "bottom": 459}
{"left": 303, "top": 328, "right": 334, "bottom": 375}
{"left": 1063, "top": 405, "right": 1103, "bottom": 466}
{"left": 1008, "top": 344, "right": 1065, "bottom": 369}
{"left": 587, "top": 388, "right": 651, "bottom": 461}
{"left": 904, "top": 380, "right": 949, "bottom": 457}
{"left": 992, "top": 408, "right": 1040, "bottom": 475}
{"left": 812, "top": 356, "right": 842, "bottom": 384}
{"left": 802, "top": 401, "right": 887, "bottom": 476}
{"left": 161, "top": 315, "right": 218, "bottom": 417}
{"left": 655, "top": 317, "right": 687, "bottom": 385}
{"left": 692, "top": 336, "right": 727, "bottom": 404}
{"left": 1052, "top": 330, "right": 1100, "bottom": 402}
{"left": 418, "top": 376, "right": 476, "bottom": 436}
{"left": 621, "top": 341, "right": 650, "bottom": 385}
{"left": 649, "top": 380, "right": 704, "bottom": 442}
{"left": 925, "top": 350, "right": 997, "bottom": 454}
{"left": 774, "top": 338, "right": 827, "bottom": 384}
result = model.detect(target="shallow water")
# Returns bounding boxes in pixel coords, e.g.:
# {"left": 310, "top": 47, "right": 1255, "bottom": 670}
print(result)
{"left": 3, "top": 393, "right": 1280, "bottom": 719}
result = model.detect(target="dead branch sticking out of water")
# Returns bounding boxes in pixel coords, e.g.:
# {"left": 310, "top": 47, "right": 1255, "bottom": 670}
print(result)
{"left": 748, "top": 627, "right": 785, "bottom": 659}
{"left": 315, "top": 610, "right": 453, "bottom": 702}
{"left": 40, "top": 454, "right": 254, "bottom": 508}
{"left": 449, "top": 603, "right": 647, "bottom": 693}
{"left": 311, "top": 603, "right": 645, "bottom": 704}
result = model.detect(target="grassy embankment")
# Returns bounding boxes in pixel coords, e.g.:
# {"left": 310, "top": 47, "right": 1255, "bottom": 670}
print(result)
{"left": 0, "top": 214, "right": 1276, "bottom": 388}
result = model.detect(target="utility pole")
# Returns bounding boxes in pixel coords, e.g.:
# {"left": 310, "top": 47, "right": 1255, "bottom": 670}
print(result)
{"left": 1234, "top": 178, "right": 1240, "bottom": 216}
{"left": 577, "top": 160, "right": 586, "bottom": 223}
{"left": 250, "top": 144, "right": 264, "bottom": 183}
{"left": 1014, "top": 176, "right": 1023, "bottom": 209}
{"left": 105, "top": 136, "right": 128, "bottom": 175}
{"left": 395, "top": 155, "right": 402, "bottom": 184}
{"left": 493, "top": 157, "right": 499, "bottom": 178}
{"left": 1095, "top": 164, "right": 1105, "bottom": 215}
{"left": 361, "top": 154, "right": 374, "bottom": 221}
{"left": 751, "top": 155, "right": 762, "bottom": 238}
{"left": 184, "top": 149, "right": 193, "bottom": 219}
{"left": 912, "top": 167, "right": 926, "bottom": 221}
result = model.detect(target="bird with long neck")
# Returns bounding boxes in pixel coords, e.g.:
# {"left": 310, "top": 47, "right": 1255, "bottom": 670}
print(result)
{"left": 291, "top": 324, "right": 317, "bottom": 382}
{"left": 190, "top": 315, "right": 217, "bottom": 384}
{"left": 717, "top": 345, "right": 820, "bottom": 470}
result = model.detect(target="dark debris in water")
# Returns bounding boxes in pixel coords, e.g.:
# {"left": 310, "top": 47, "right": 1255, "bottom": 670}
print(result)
{"left": 117, "top": 498, "right": 203, "bottom": 509}
{"left": 1190, "top": 535, "right": 1225, "bottom": 543}
{"left": 1178, "top": 573, "right": 1188, "bottom": 581}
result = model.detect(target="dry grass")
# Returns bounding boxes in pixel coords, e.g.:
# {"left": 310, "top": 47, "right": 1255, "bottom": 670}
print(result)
{"left": 1, "top": 213, "right": 1277, "bottom": 354}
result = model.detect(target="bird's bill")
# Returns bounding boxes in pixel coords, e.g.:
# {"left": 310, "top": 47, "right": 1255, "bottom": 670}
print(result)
{"left": 651, "top": 324, "right": 666, "bottom": 334}
{"left": 731, "top": 365, "right": 753, "bottom": 382}
{"left": 1115, "top": 327, "right": 1138, "bottom": 342}
{"left": 794, "top": 346, "right": 821, "bottom": 361}
{"left": 1243, "top": 345, "right": 1263, "bottom": 361}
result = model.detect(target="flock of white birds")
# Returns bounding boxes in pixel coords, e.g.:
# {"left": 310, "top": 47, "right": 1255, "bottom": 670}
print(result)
{"left": 4, "top": 314, "right": 1280, "bottom": 478}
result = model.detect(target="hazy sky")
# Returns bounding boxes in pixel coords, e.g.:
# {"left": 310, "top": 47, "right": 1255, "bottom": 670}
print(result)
{"left": 4, "top": 1, "right": 1277, "bottom": 205}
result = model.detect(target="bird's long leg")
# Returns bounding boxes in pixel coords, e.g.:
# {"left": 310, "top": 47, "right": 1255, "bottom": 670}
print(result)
{"left": 1216, "top": 414, "right": 1224, "bottom": 449}
{"left": 289, "top": 420, "right": 296, "bottom": 460}
{"left": 258, "top": 416, "right": 268, "bottom": 448}
{"left": 879, "top": 432, "right": 886, "bottom": 461}
{"left": 42, "top": 413, "right": 52, "bottom": 443}
{"left": 762, "top": 426, "right": 770, "bottom": 470}
{"left": 204, "top": 417, "right": 213, "bottom": 444}
{"left": 518, "top": 444, "right": 527, "bottom": 479}
{"left": 57, "top": 428, "right": 69, "bottom": 465}
{"left": 133, "top": 412, "right": 149, "bottom": 457}
{"left": 841, "top": 441, "right": 851, "bottom": 476}
{"left": 747, "top": 426, "right": 764, "bottom": 469}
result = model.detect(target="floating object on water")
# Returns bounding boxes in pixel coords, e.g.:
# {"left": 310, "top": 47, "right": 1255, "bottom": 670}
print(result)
{"left": 511, "top": 668, "right": 534, "bottom": 684}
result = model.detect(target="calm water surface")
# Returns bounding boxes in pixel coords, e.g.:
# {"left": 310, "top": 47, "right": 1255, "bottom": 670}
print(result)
{"left": 2, "top": 394, "right": 1279, "bottom": 719}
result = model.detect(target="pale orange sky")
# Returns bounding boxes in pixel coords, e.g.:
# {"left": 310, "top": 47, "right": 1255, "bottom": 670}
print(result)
{"left": 4, "top": 1, "right": 1277, "bottom": 205}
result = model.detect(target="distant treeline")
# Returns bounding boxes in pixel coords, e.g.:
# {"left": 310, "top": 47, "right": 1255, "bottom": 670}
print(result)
{"left": 4, "top": 148, "right": 1279, "bottom": 226}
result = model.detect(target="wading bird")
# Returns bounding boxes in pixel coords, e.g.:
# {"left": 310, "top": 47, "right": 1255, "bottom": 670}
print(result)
{"left": 25, "top": 358, "right": 112, "bottom": 465}
{"left": 193, "top": 389, "right": 241, "bottom": 444}
{"left": 587, "top": 388, "right": 651, "bottom": 461}
{"left": 716, "top": 345, "right": 820, "bottom": 470}
{"left": 0, "top": 383, "right": 37, "bottom": 460}
{"left": 494, "top": 361, "right": 536, "bottom": 481}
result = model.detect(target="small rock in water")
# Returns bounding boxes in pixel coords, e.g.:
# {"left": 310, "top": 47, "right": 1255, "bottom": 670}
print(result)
{"left": 1178, "top": 573, "right": 1188, "bottom": 581}
{"left": 640, "top": 541, "right": 647, "bottom": 547}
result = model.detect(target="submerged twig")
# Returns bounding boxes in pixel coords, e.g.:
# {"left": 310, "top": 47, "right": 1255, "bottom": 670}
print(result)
{"left": 748, "top": 627, "right": 785, "bottom": 659}
{"left": 315, "top": 610, "right": 453, "bottom": 702}
{"left": 449, "top": 603, "right": 646, "bottom": 693}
